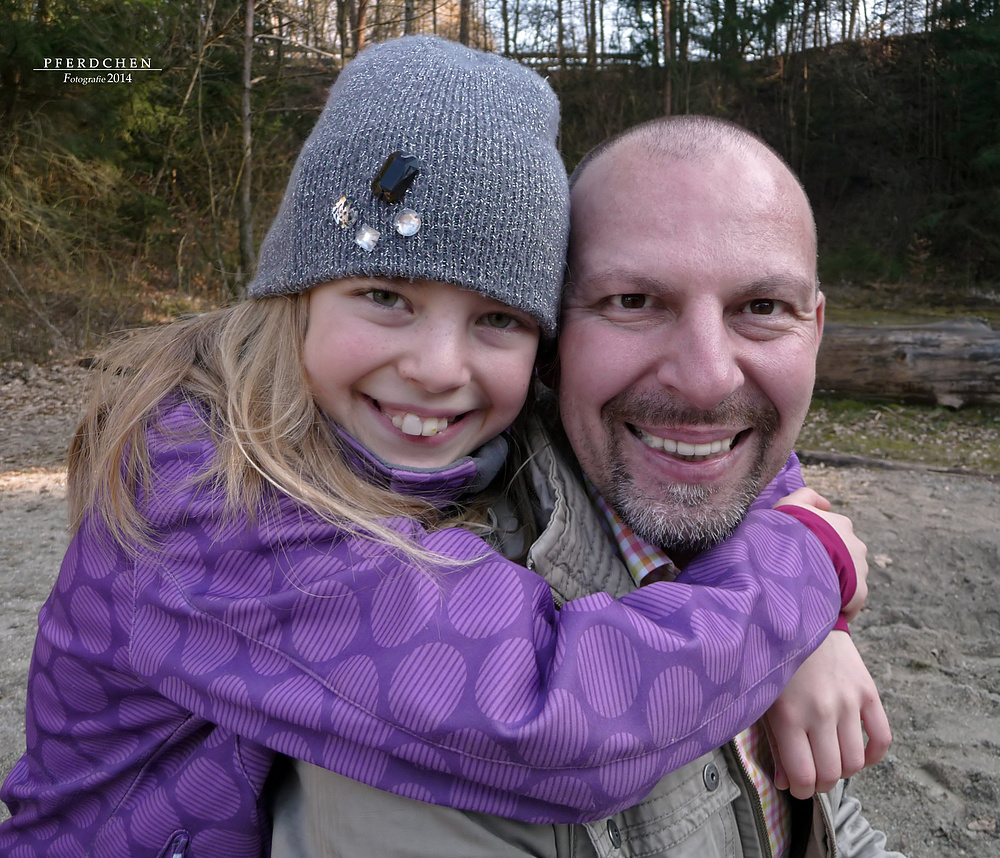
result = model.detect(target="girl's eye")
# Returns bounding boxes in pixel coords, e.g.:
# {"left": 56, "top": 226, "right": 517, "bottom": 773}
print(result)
{"left": 367, "top": 289, "right": 402, "bottom": 308}
{"left": 612, "top": 294, "right": 648, "bottom": 310}
{"left": 482, "top": 312, "right": 518, "bottom": 329}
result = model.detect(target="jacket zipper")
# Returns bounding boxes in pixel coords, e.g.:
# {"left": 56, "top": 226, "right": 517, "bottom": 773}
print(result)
{"left": 166, "top": 832, "right": 190, "bottom": 858}
{"left": 821, "top": 785, "right": 840, "bottom": 857}
{"left": 729, "top": 739, "right": 773, "bottom": 858}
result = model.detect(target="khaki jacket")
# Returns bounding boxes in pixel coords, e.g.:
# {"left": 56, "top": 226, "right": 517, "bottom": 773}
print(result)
{"left": 270, "top": 420, "right": 905, "bottom": 858}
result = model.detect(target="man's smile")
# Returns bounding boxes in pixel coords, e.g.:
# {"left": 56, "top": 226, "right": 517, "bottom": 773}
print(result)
{"left": 632, "top": 426, "right": 739, "bottom": 461}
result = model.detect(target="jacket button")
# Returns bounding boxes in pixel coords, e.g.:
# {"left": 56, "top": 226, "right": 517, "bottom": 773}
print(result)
{"left": 607, "top": 818, "right": 622, "bottom": 848}
{"left": 703, "top": 762, "right": 721, "bottom": 791}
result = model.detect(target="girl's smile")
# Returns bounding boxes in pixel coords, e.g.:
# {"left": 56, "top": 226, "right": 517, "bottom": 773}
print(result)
{"left": 303, "top": 277, "right": 540, "bottom": 469}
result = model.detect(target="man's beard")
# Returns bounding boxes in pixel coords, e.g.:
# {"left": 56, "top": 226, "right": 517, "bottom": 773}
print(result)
{"left": 598, "top": 389, "right": 781, "bottom": 557}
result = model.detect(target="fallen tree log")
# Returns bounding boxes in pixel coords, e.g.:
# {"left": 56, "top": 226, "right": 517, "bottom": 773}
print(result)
{"left": 815, "top": 318, "right": 1000, "bottom": 408}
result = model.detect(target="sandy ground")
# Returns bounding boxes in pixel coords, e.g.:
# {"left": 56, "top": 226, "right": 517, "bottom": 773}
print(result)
{"left": 0, "top": 360, "right": 998, "bottom": 856}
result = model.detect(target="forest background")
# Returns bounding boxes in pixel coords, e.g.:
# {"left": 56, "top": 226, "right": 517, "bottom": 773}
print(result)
{"left": 2, "top": 0, "right": 999, "bottom": 365}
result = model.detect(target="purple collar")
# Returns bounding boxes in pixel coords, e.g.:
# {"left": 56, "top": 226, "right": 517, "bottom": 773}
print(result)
{"left": 334, "top": 427, "right": 509, "bottom": 507}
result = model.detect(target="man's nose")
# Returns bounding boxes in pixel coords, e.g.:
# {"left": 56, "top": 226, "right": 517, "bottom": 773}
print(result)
{"left": 654, "top": 312, "right": 744, "bottom": 409}
{"left": 397, "top": 324, "right": 473, "bottom": 393}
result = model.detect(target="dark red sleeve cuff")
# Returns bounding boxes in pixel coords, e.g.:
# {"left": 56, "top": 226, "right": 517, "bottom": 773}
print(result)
{"left": 774, "top": 504, "right": 857, "bottom": 635}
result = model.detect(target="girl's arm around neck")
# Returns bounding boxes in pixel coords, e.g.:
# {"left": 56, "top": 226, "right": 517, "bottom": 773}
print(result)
{"left": 120, "top": 403, "right": 841, "bottom": 823}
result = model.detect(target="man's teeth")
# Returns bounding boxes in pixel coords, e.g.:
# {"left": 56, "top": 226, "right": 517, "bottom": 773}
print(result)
{"left": 391, "top": 412, "right": 450, "bottom": 437}
{"left": 637, "top": 428, "right": 733, "bottom": 458}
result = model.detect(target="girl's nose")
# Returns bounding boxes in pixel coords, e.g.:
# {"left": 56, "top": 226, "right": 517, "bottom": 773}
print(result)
{"left": 397, "top": 327, "right": 473, "bottom": 393}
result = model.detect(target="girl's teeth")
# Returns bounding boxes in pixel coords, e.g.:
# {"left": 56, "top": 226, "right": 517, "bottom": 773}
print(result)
{"left": 401, "top": 413, "right": 423, "bottom": 436}
{"left": 637, "top": 429, "right": 733, "bottom": 458}
{"left": 391, "top": 412, "right": 449, "bottom": 437}
{"left": 420, "top": 418, "right": 445, "bottom": 437}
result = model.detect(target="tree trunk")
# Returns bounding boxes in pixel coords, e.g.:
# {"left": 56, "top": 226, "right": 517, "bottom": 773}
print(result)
{"left": 557, "top": 0, "right": 565, "bottom": 67}
{"left": 236, "top": 0, "right": 255, "bottom": 300}
{"left": 660, "top": 0, "right": 672, "bottom": 114}
{"left": 678, "top": 0, "right": 688, "bottom": 60}
{"left": 590, "top": 0, "right": 598, "bottom": 64}
{"left": 600, "top": 0, "right": 605, "bottom": 55}
{"left": 720, "top": 0, "right": 740, "bottom": 74}
{"left": 356, "top": 0, "right": 370, "bottom": 49}
{"left": 815, "top": 319, "right": 1000, "bottom": 408}
{"left": 651, "top": 0, "right": 660, "bottom": 66}
{"left": 459, "top": 0, "right": 471, "bottom": 44}
{"left": 337, "top": 0, "right": 349, "bottom": 59}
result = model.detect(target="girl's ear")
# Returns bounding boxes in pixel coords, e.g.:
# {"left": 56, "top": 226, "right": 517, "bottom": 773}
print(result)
{"left": 535, "top": 338, "right": 559, "bottom": 391}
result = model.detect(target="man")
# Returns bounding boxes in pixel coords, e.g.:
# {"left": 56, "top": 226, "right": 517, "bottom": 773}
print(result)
{"left": 528, "top": 114, "right": 900, "bottom": 856}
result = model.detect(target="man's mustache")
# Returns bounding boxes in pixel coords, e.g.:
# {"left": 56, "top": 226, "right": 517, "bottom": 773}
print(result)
{"left": 601, "top": 388, "right": 780, "bottom": 435}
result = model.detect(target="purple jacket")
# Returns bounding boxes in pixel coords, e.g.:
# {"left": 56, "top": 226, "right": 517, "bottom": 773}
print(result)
{"left": 0, "top": 398, "right": 839, "bottom": 856}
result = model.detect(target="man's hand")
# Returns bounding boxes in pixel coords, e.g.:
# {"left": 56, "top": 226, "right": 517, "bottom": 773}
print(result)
{"left": 763, "top": 631, "right": 892, "bottom": 798}
{"left": 774, "top": 487, "right": 868, "bottom": 621}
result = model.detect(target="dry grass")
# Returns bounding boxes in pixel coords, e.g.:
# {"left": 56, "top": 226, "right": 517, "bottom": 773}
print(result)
{"left": 800, "top": 398, "right": 1000, "bottom": 475}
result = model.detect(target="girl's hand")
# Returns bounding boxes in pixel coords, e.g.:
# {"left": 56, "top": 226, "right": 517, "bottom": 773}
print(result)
{"left": 774, "top": 487, "right": 869, "bottom": 621}
{"left": 763, "top": 631, "right": 892, "bottom": 798}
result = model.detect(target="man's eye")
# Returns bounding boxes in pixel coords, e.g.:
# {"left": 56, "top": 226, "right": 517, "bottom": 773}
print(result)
{"left": 746, "top": 299, "right": 779, "bottom": 315}
{"left": 612, "top": 294, "right": 648, "bottom": 310}
{"left": 482, "top": 312, "right": 517, "bottom": 329}
{"left": 366, "top": 289, "right": 402, "bottom": 307}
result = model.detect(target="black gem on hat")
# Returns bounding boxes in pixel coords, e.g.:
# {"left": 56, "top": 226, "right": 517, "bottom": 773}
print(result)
{"left": 372, "top": 152, "right": 420, "bottom": 203}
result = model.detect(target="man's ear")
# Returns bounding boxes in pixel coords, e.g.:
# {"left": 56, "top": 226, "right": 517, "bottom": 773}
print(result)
{"left": 816, "top": 289, "right": 826, "bottom": 344}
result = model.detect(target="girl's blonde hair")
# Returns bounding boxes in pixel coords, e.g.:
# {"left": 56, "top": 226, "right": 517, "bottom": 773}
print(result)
{"left": 70, "top": 295, "right": 531, "bottom": 559}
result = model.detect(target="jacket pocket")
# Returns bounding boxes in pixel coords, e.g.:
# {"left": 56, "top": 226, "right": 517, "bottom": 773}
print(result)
{"left": 585, "top": 749, "right": 741, "bottom": 857}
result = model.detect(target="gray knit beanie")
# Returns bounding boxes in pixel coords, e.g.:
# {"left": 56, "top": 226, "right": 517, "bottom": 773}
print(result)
{"left": 248, "top": 36, "right": 569, "bottom": 335}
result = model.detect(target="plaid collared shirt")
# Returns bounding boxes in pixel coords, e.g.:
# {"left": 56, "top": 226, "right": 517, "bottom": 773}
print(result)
{"left": 590, "top": 486, "right": 791, "bottom": 858}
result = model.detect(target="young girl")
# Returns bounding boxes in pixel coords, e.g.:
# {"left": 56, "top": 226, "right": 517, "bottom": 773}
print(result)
{"left": 0, "top": 37, "right": 864, "bottom": 857}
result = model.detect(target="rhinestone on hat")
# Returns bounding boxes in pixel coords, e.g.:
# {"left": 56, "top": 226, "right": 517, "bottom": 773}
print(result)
{"left": 372, "top": 152, "right": 420, "bottom": 203}
{"left": 355, "top": 224, "right": 380, "bottom": 252}
{"left": 331, "top": 195, "right": 359, "bottom": 227}
{"left": 393, "top": 208, "right": 421, "bottom": 237}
